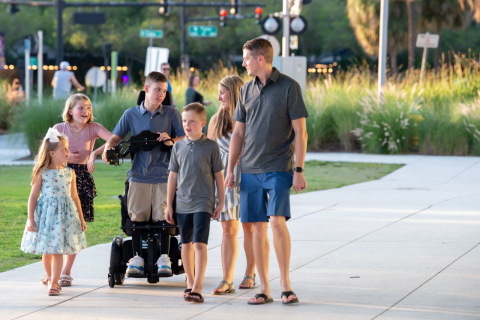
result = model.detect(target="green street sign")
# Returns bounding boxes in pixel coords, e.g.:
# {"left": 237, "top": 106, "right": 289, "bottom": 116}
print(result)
{"left": 29, "top": 57, "right": 37, "bottom": 66}
{"left": 189, "top": 26, "right": 218, "bottom": 38}
{"left": 140, "top": 29, "right": 163, "bottom": 38}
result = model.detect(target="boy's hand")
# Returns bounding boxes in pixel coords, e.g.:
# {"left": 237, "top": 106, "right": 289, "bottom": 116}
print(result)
{"left": 27, "top": 218, "right": 37, "bottom": 232}
{"left": 157, "top": 132, "right": 173, "bottom": 146}
{"left": 212, "top": 202, "right": 224, "bottom": 220}
{"left": 81, "top": 219, "right": 87, "bottom": 232}
{"left": 102, "top": 148, "right": 112, "bottom": 163}
{"left": 225, "top": 172, "right": 235, "bottom": 190}
{"left": 165, "top": 206, "right": 175, "bottom": 224}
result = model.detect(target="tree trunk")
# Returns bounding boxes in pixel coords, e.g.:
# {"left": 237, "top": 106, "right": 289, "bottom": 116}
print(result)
{"left": 434, "top": 23, "right": 442, "bottom": 72}
{"left": 407, "top": 0, "right": 416, "bottom": 71}
{"left": 389, "top": 46, "right": 398, "bottom": 75}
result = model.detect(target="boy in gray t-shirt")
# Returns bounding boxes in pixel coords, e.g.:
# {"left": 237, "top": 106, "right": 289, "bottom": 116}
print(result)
{"left": 166, "top": 103, "right": 225, "bottom": 303}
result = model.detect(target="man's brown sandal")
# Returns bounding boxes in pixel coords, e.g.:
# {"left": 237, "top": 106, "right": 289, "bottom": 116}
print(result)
{"left": 239, "top": 274, "right": 256, "bottom": 289}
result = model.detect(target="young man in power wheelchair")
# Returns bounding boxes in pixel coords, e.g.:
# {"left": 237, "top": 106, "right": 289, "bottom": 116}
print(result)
{"left": 102, "top": 71, "right": 185, "bottom": 287}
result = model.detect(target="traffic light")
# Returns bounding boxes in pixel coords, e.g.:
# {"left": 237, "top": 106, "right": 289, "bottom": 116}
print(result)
{"left": 220, "top": 9, "right": 227, "bottom": 27}
{"left": 7, "top": 4, "right": 20, "bottom": 14}
{"left": 255, "top": 7, "right": 262, "bottom": 25}
{"left": 159, "top": 0, "right": 170, "bottom": 16}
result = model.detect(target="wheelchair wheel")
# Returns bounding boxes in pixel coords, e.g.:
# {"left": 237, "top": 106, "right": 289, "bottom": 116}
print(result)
{"left": 115, "top": 273, "right": 125, "bottom": 285}
{"left": 108, "top": 274, "right": 115, "bottom": 288}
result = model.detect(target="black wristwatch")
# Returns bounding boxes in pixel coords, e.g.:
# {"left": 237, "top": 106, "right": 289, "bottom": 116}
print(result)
{"left": 294, "top": 167, "right": 303, "bottom": 173}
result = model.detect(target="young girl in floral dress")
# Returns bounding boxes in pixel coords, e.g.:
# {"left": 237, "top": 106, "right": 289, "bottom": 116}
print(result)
{"left": 21, "top": 128, "right": 87, "bottom": 296}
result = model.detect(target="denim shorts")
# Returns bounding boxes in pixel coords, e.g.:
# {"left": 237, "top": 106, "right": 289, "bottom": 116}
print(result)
{"left": 176, "top": 212, "right": 211, "bottom": 244}
{"left": 239, "top": 171, "right": 293, "bottom": 223}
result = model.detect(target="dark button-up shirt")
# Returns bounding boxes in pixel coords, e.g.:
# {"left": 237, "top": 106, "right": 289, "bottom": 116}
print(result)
{"left": 233, "top": 68, "right": 308, "bottom": 173}
{"left": 112, "top": 102, "right": 185, "bottom": 184}
{"left": 168, "top": 135, "right": 224, "bottom": 214}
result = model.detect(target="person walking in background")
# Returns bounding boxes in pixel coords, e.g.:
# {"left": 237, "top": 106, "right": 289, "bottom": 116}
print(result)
{"left": 21, "top": 128, "right": 87, "bottom": 296}
{"left": 185, "top": 74, "right": 212, "bottom": 106}
{"left": 207, "top": 75, "right": 256, "bottom": 295}
{"left": 53, "top": 93, "right": 112, "bottom": 287}
{"left": 185, "top": 74, "right": 211, "bottom": 133}
{"left": 225, "top": 38, "right": 308, "bottom": 305}
{"left": 160, "top": 62, "right": 175, "bottom": 107}
{"left": 52, "top": 61, "right": 85, "bottom": 100}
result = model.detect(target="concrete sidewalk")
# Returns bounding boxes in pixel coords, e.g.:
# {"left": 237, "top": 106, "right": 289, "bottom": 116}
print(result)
{"left": 1, "top": 146, "right": 480, "bottom": 319}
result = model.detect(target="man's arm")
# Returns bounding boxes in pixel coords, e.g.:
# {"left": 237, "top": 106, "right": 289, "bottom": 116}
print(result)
{"left": 225, "top": 122, "right": 245, "bottom": 189}
{"left": 70, "top": 74, "right": 85, "bottom": 91}
{"left": 292, "top": 118, "right": 308, "bottom": 193}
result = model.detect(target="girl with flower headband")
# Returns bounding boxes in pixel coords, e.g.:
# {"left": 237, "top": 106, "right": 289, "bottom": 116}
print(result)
{"left": 21, "top": 128, "right": 87, "bottom": 296}
{"left": 53, "top": 93, "right": 112, "bottom": 286}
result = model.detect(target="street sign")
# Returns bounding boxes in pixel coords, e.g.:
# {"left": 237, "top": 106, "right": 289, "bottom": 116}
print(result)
{"left": 189, "top": 26, "right": 218, "bottom": 37}
{"left": 144, "top": 47, "right": 169, "bottom": 76}
{"left": 416, "top": 33, "right": 439, "bottom": 48}
{"left": 140, "top": 30, "right": 163, "bottom": 38}
{"left": 86, "top": 67, "right": 107, "bottom": 87}
{"left": 29, "top": 57, "right": 37, "bottom": 66}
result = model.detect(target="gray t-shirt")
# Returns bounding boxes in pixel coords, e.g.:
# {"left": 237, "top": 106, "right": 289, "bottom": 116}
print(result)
{"left": 233, "top": 68, "right": 308, "bottom": 174}
{"left": 168, "top": 135, "right": 224, "bottom": 214}
{"left": 53, "top": 70, "right": 73, "bottom": 99}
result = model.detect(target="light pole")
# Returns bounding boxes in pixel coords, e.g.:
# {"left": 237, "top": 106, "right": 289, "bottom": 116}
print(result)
{"left": 377, "top": 0, "right": 389, "bottom": 99}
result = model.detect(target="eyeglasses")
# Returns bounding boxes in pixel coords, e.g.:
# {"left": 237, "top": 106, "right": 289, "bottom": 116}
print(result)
{"left": 162, "top": 68, "right": 170, "bottom": 71}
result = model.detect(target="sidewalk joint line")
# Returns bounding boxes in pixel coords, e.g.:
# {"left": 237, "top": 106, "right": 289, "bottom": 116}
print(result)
{"left": 371, "top": 241, "right": 480, "bottom": 320}
{"left": 12, "top": 285, "right": 108, "bottom": 319}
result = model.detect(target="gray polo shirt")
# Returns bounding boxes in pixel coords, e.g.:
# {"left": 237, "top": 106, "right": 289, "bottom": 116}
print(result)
{"left": 168, "top": 135, "right": 224, "bottom": 214}
{"left": 233, "top": 68, "right": 308, "bottom": 174}
{"left": 112, "top": 102, "right": 185, "bottom": 184}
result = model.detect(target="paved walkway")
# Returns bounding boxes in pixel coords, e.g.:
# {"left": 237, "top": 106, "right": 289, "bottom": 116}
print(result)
{"left": 1, "top": 135, "right": 479, "bottom": 319}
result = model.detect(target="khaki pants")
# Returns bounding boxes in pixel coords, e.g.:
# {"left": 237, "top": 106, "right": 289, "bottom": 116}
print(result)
{"left": 127, "top": 182, "right": 167, "bottom": 222}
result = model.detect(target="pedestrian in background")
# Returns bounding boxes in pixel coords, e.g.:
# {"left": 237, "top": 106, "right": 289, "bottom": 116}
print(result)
{"left": 52, "top": 61, "right": 85, "bottom": 100}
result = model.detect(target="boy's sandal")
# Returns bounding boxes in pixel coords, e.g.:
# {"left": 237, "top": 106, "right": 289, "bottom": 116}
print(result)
{"left": 48, "top": 284, "right": 61, "bottom": 296}
{"left": 247, "top": 293, "right": 274, "bottom": 305}
{"left": 212, "top": 280, "right": 235, "bottom": 295}
{"left": 59, "top": 275, "right": 73, "bottom": 287}
{"left": 185, "top": 292, "right": 204, "bottom": 303}
{"left": 40, "top": 275, "right": 51, "bottom": 286}
{"left": 281, "top": 291, "right": 299, "bottom": 305}
{"left": 184, "top": 288, "right": 192, "bottom": 299}
{"left": 239, "top": 274, "right": 256, "bottom": 289}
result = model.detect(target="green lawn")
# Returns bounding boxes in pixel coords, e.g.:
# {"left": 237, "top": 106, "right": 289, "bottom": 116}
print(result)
{"left": 0, "top": 161, "right": 402, "bottom": 273}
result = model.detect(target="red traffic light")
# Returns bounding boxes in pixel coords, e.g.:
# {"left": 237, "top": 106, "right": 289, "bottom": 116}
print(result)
{"left": 255, "top": 7, "right": 262, "bottom": 15}
{"left": 220, "top": 9, "right": 228, "bottom": 17}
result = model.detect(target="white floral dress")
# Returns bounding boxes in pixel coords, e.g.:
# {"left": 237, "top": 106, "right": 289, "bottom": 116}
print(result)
{"left": 21, "top": 168, "right": 87, "bottom": 255}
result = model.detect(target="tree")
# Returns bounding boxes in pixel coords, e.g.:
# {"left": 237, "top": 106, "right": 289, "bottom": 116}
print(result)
{"left": 420, "top": 0, "right": 473, "bottom": 70}
{"left": 347, "top": 0, "right": 409, "bottom": 74}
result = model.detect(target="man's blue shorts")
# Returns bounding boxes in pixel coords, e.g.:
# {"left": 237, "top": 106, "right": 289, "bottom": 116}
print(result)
{"left": 239, "top": 171, "right": 293, "bottom": 223}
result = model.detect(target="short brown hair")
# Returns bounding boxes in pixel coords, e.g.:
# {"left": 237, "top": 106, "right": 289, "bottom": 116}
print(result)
{"left": 243, "top": 38, "right": 273, "bottom": 65}
{"left": 145, "top": 71, "right": 167, "bottom": 85}
{"left": 62, "top": 93, "right": 93, "bottom": 123}
{"left": 182, "top": 102, "right": 206, "bottom": 120}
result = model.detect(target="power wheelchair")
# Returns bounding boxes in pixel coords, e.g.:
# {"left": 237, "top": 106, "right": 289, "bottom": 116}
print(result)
{"left": 106, "top": 91, "right": 185, "bottom": 288}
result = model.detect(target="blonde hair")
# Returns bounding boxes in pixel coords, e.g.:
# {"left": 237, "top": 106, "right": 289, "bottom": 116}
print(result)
{"left": 32, "top": 134, "right": 68, "bottom": 185}
{"left": 62, "top": 94, "right": 93, "bottom": 123}
{"left": 182, "top": 102, "right": 207, "bottom": 120}
{"left": 212, "top": 75, "right": 244, "bottom": 140}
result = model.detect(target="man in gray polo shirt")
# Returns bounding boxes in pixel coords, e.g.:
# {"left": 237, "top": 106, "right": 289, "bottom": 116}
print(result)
{"left": 102, "top": 71, "right": 185, "bottom": 277}
{"left": 225, "top": 38, "right": 308, "bottom": 305}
